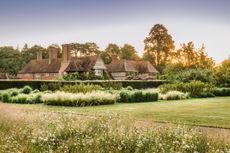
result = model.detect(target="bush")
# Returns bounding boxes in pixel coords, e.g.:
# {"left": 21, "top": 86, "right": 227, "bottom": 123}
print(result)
{"left": 160, "top": 91, "right": 189, "bottom": 100}
{"left": 60, "top": 83, "right": 101, "bottom": 94}
{"left": 2, "top": 93, "right": 10, "bottom": 102}
{"left": 119, "top": 90, "right": 158, "bottom": 103}
{"left": 160, "top": 81, "right": 215, "bottom": 98}
{"left": 21, "top": 86, "right": 32, "bottom": 94}
{"left": 161, "top": 65, "right": 214, "bottom": 83}
{"left": 42, "top": 91, "right": 116, "bottom": 107}
{"left": 10, "top": 93, "right": 42, "bottom": 104}
{"left": 214, "top": 88, "right": 230, "bottom": 97}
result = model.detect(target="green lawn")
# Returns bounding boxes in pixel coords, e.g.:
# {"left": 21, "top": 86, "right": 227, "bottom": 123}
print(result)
{"left": 1, "top": 97, "right": 230, "bottom": 128}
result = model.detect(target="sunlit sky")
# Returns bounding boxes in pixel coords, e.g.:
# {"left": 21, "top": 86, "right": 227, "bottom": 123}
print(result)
{"left": 0, "top": 0, "right": 229, "bottom": 63}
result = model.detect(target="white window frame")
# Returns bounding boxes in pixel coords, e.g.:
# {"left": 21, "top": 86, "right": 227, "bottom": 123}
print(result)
{"left": 95, "top": 69, "right": 103, "bottom": 77}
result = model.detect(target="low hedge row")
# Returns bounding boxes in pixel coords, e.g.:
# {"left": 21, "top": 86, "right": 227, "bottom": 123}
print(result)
{"left": 0, "top": 80, "right": 168, "bottom": 90}
{"left": 119, "top": 90, "right": 158, "bottom": 103}
{"left": 214, "top": 88, "right": 230, "bottom": 97}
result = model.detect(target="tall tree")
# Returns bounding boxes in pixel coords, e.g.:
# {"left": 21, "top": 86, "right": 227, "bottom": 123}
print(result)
{"left": 21, "top": 45, "right": 47, "bottom": 65}
{"left": 105, "top": 43, "right": 121, "bottom": 55}
{"left": 214, "top": 56, "right": 230, "bottom": 87}
{"left": 71, "top": 42, "right": 100, "bottom": 56}
{"left": 120, "top": 44, "right": 139, "bottom": 60}
{"left": 143, "top": 24, "right": 175, "bottom": 73}
{"left": 0, "top": 46, "right": 23, "bottom": 75}
{"left": 176, "top": 42, "right": 215, "bottom": 69}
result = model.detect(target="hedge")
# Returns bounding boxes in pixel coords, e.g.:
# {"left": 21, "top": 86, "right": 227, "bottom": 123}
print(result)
{"left": 0, "top": 80, "right": 168, "bottom": 90}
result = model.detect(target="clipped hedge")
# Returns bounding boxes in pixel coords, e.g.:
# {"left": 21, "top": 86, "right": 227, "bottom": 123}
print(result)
{"left": 214, "top": 88, "right": 230, "bottom": 97}
{"left": 119, "top": 90, "right": 158, "bottom": 103}
{"left": 0, "top": 80, "right": 167, "bottom": 90}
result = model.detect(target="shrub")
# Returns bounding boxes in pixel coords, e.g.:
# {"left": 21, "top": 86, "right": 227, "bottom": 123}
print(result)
{"left": 214, "top": 88, "right": 230, "bottom": 97}
{"left": 160, "top": 81, "right": 215, "bottom": 98}
{"left": 2, "top": 93, "right": 10, "bottom": 102}
{"left": 119, "top": 90, "right": 158, "bottom": 103}
{"left": 21, "top": 85, "right": 32, "bottom": 94}
{"left": 42, "top": 92, "right": 116, "bottom": 107}
{"left": 160, "top": 91, "right": 189, "bottom": 100}
{"left": 60, "top": 83, "right": 102, "bottom": 94}
{"left": 10, "top": 93, "right": 42, "bottom": 104}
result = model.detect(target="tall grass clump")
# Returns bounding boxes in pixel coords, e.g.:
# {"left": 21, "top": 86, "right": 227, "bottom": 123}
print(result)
{"left": 42, "top": 91, "right": 116, "bottom": 106}
{"left": 160, "top": 91, "right": 189, "bottom": 100}
{"left": 60, "top": 83, "right": 102, "bottom": 93}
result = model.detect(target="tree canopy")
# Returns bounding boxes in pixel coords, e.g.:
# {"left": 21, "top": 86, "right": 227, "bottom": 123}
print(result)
{"left": 143, "top": 24, "right": 175, "bottom": 73}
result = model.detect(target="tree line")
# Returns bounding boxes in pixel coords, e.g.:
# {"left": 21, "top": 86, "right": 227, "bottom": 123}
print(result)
{"left": 0, "top": 24, "right": 229, "bottom": 87}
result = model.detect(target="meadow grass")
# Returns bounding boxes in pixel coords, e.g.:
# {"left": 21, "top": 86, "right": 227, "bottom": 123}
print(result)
{"left": 0, "top": 104, "right": 229, "bottom": 153}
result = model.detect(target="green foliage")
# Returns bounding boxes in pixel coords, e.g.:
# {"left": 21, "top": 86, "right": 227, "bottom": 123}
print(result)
{"left": 63, "top": 72, "right": 88, "bottom": 81}
{"left": 71, "top": 42, "right": 100, "bottom": 56}
{"left": 214, "top": 57, "right": 230, "bottom": 87}
{"left": 2, "top": 93, "right": 10, "bottom": 102}
{"left": 175, "top": 42, "right": 215, "bottom": 69}
{"left": 42, "top": 92, "right": 116, "bottom": 106}
{"left": 119, "top": 90, "right": 158, "bottom": 103}
{"left": 160, "top": 81, "right": 215, "bottom": 98}
{"left": 214, "top": 88, "right": 230, "bottom": 97}
{"left": 10, "top": 93, "right": 42, "bottom": 104}
{"left": 161, "top": 64, "right": 214, "bottom": 83}
{"left": 21, "top": 85, "right": 32, "bottom": 94}
{"left": 40, "top": 82, "right": 62, "bottom": 91}
{"left": 120, "top": 44, "right": 139, "bottom": 60}
{"left": 60, "top": 83, "right": 102, "bottom": 94}
{"left": 143, "top": 24, "right": 175, "bottom": 73}
{"left": 0, "top": 47, "right": 23, "bottom": 75}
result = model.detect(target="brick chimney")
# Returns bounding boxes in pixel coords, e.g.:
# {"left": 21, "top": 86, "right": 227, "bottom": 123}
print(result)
{"left": 37, "top": 51, "right": 42, "bottom": 61}
{"left": 62, "top": 44, "right": 71, "bottom": 62}
{"left": 48, "top": 46, "right": 58, "bottom": 64}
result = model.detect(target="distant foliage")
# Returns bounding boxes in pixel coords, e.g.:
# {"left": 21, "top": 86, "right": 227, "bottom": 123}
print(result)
{"left": 214, "top": 56, "right": 230, "bottom": 87}
{"left": 60, "top": 83, "right": 102, "bottom": 94}
{"left": 42, "top": 91, "right": 116, "bottom": 106}
{"left": 160, "top": 81, "right": 215, "bottom": 98}
{"left": 40, "top": 82, "right": 62, "bottom": 91}
{"left": 161, "top": 64, "right": 214, "bottom": 83}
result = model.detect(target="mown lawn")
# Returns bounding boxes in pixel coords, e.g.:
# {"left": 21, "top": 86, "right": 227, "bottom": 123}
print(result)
{"left": 1, "top": 97, "right": 230, "bottom": 128}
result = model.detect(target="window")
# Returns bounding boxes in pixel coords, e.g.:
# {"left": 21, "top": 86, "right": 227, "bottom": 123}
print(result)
{"left": 95, "top": 69, "right": 103, "bottom": 77}
{"left": 35, "top": 73, "right": 41, "bottom": 80}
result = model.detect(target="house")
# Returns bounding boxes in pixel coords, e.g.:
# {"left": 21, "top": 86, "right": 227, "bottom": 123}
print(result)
{"left": 106, "top": 56, "right": 158, "bottom": 80}
{"left": 17, "top": 44, "right": 106, "bottom": 80}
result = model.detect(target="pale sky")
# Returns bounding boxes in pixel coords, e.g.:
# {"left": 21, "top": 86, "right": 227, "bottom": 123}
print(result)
{"left": 0, "top": 0, "right": 229, "bottom": 63}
